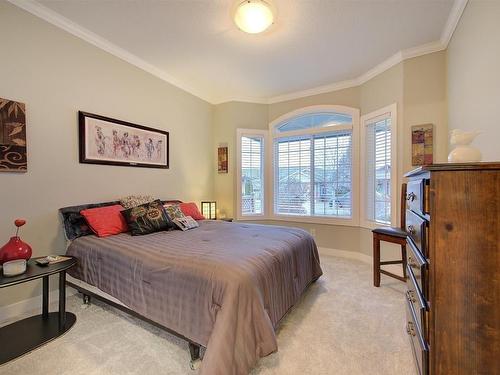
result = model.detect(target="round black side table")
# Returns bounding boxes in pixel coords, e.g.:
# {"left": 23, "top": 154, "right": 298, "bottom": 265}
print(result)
{"left": 0, "top": 256, "right": 77, "bottom": 364}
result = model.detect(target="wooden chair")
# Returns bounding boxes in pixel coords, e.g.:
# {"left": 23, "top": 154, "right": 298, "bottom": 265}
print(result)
{"left": 372, "top": 183, "right": 407, "bottom": 287}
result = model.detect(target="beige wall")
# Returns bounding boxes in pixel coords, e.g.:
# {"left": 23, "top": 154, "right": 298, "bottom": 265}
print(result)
{"left": 359, "top": 64, "right": 404, "bottom": 257}
{"left": 213, "top": 102, "right": 269, "bottom": 218}
{"left": 447, "top": 0, "right": 500, "bottom": 162}
{"left": 1, "top": 1, "right": 452, "bottom": 309}
{"left": 0, "top": 3, "right": 214, "bottom": 307}
{"left": 213, "top": 53, "right": 447, "bottom": 258}
{"left": 404, "top": 51, "right": 448, "bottom": 167}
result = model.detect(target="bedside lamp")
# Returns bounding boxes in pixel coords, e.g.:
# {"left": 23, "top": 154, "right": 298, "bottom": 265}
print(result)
{"left": 201, "top": 201, "right": 217, "bottom": 220}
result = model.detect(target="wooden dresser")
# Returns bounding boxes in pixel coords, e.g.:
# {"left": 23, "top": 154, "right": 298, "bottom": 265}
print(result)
{"left": 404, "top": 163, "right": 499, "bottom": 375}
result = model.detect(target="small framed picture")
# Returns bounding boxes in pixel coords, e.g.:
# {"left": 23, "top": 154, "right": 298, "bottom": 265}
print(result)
{"left": 411, "top": 124, "right": 433, "bottom": 166}
{"left": 218, "top": 146, "right": 228, "bottom": 173}
{"left": 79, "top": 111, "right": 169, "bottom": 169}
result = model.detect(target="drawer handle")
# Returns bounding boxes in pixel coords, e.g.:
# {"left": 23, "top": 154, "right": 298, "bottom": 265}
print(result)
{"left": 407, "top": 225, "right": 416, "bottom": 235}
{"left": 407, "top": 290, "right": 417, "bottom": 303}
{"left": 406, "top": 192, "right": 416, "bottom": 202}
{"left": 406, "top": 321, "right": 416, "bottom": 337}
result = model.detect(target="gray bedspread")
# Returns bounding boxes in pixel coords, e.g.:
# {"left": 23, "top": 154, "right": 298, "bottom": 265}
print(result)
{"left": 66, "top": 220, "right": 322, "bottom": 375}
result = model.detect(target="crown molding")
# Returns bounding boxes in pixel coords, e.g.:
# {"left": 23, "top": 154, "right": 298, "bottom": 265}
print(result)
{"left": 265, "top": 0, "right": 467, "bottom": 105}
{"left": 265, "top": 43, "right": 441, "bottom": 105}
{"left": 7, "top": 0, "right": 217, "bottom": 104}
{"left": 9, "top": 0, "right": 468, "bottom": 106}
{"left": 440, "top": 0, "right": 469, "bottom": 47}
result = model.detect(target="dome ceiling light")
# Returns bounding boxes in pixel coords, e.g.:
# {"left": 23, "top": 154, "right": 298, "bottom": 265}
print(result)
{"left": 234, "top": 0, "right": 274, "bottom": 34}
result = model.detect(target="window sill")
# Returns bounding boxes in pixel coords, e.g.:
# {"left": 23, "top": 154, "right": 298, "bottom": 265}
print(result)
{"left": 237, "top": 215, "right": 267, "bottom": 221}
{"left": 360, "top": 220, "right": 392, "bottom": 230}
{"left": 268, "top": 215, "right": 359, "bottom": 227}
{"left": 237, "top": 215, "right": 392, "bottom": 229}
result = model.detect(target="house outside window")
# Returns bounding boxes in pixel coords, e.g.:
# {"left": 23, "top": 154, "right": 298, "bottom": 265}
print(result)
{"left": 236, "top": 129, "right": 267, "bottom": 218}
{"left": 360, "top": 103, "right": 398, "bottom": 228}
{"left": 270, "top": 105, "right": 360, "bottom": 225}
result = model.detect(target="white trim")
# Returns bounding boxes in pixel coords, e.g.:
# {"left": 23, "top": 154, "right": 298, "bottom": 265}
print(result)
{"left": 266, "top": 41, "right": 445, "bottom": 104}
{"left": 0, "top": 287, "right": 77, "bottom": 326}
{"left": 9, "top": 0, "right": 468, "bottom": 106}
{"left": 360, "top": 103, "right": 398, "bottom": 229}
{"left": 267, "top": 79, "right": 361, "bottom": 105}
{"left": 236, "top": 128, "right": 270, "bottom": 221}
{"left": 269, "top": 105, "right": 357, "bottom": 131}
{"left": 272, "top": 124, "right": 353, "bottom": 139}
{"left": 7, "top": 0, "right": 216, "bottom": 104}
{"left": 318, "top": 247, "right": 404, "bottom": 277}
{"left": 266, "top": 0, "right": 467, "bottom": 105}
{"left": 269, "top": 105, "right": 360, "bottom": 226}
{"left": 440, "top": 0, "right": 469, "bottom": 47}
{"left": 271, "top": 215, "right": 358, "bottom": 227}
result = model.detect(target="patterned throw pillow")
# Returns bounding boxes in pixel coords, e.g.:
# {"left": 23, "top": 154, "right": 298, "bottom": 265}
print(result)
{"left": 120, "top": 195, "right": 155, "bottom": 209}
{"left": 59, "top": 201, "right": 120, "bottom": 240}
{"left": 121, "top": 200, "right": 174, "bottom": 236}
{"left": 163, "top": 204, "right": 186, "bottom": 220}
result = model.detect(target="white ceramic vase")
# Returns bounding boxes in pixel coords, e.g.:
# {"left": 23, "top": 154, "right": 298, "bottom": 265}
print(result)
{"left": 448, "top": 129, "right": 482, "bottom": 163}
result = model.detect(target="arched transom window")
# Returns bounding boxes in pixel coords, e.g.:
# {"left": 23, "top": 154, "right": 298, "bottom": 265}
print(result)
{"left": 271, "top": 106, "right": 358, "bottom": 221}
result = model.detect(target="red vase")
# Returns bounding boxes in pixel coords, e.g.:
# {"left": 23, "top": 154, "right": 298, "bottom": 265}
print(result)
{"left": 0, "top": 236, "right": 32, "bottom": 265}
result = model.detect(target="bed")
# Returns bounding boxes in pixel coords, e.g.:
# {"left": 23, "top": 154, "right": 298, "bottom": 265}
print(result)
{"left": 64, "top": 219, "right": 322, "bottom": 375}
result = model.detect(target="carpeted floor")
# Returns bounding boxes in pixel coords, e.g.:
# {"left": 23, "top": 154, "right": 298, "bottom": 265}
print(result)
{"left": 0, "top": 255, "right": 415, "bottom": 375}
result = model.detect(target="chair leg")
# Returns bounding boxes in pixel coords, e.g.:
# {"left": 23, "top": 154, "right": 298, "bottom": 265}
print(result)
{"left": 373, "top": 234, "right": 381, "bottom": 287}
{"left": 401, "top": 243, "right": 407, "bottom": 279}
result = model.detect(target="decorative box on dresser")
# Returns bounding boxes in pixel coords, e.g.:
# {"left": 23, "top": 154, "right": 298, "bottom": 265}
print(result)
{"left": 404, "top": 163, "right": 499, "bottom": 375}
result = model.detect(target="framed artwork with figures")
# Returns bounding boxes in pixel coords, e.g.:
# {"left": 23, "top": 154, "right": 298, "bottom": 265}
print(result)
{"left": 0, "top": 97, "right": 27, "bottom": 172}
{"left": 79, "top": 111, "right": 169, "bottom": 169}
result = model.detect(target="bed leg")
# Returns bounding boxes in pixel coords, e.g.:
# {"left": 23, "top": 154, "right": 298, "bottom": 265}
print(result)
{"left": 188, "top": 342, "right": 201, "bottom": 370}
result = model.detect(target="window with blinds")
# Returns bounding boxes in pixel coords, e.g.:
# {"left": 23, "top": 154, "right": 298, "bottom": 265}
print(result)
{"left": 240, "top": 135, "right": 264, "bottom": 215}
{"left": 365, "top": 117, "right": 392, "bottom": 224}
{"left": 274, "top": 130, "right": 353, "bottom": 217}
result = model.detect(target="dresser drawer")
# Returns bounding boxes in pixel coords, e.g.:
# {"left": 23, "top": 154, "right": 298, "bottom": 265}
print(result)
{"left": 406, "top": 238, "right": 427, "bottom": 297}
{"left": 405, "top": 297, "right": 429, "bottom": 375}
{"left": 406, "top": 265, "right": 427, "bottom": 337}
{"left": 406, "top": 179, "right": 428, "bottom": 216}
{"left": 406, "top": 209, "right": 427, "bottom": 256}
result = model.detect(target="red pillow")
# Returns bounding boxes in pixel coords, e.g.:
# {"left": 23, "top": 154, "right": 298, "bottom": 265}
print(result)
{"left": 179, "top": 202, "right": 205, "bottom": 220}
{"left": 80, "top": 205, "right": 128, "bottom": 237}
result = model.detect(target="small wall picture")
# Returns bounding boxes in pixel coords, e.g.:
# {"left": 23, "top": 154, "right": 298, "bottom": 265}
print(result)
{"left": 0, "top": 97, "right": 27, "bottom": 172}
{"left": 79, "top": 111, "right": 169, "bottom": 169}
{"left": 218, "top": 146, "right": 228, "bottom": 173}
{"left": 412, "top": 124, "right": 433, "bottom": 166}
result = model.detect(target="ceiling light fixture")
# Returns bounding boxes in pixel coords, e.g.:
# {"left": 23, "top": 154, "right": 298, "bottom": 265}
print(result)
{"left": 234, "top": 0, "right": 274, "bottom": 34}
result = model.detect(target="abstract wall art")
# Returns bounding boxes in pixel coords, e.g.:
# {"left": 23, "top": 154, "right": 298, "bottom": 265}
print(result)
{"left": 0, "top": 97, "right": 27, "bottom": 172}
{"left": 411, "top": 123, "right": 434, "bottom": 166}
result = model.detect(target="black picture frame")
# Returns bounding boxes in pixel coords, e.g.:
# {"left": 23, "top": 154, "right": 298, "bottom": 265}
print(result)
{"left": 78, "top": 111, "right": 169, "bottom": 169}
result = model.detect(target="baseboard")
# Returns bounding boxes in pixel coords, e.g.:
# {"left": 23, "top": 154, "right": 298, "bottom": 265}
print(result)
{"left": 318, "top": 247, "right": 404, "bottom": 277}
{"left": 0, "top": 287, "right": 77, "bottom": 326}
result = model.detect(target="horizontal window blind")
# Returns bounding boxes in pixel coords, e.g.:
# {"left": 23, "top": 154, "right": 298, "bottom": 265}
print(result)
{"left": 365, "top": 118, "right": 391, "bottom": 224}
{"left": 241, "top": 136, "right": 264, "bottom": 215}
{"left": 274, "top": 131, "right": 352, "bottom": 217}
{"left": 275, "top": 136, "right": 311, "bottom": 215}
{"left": 313, "top": 131, "right": 352, "bottom": 217}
